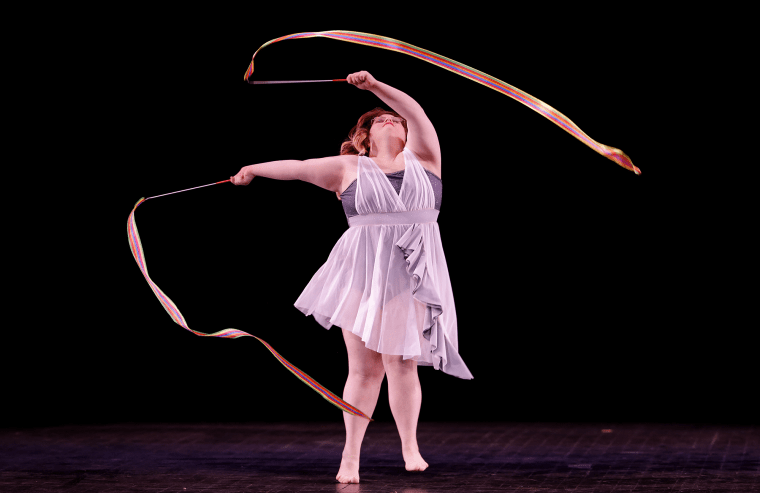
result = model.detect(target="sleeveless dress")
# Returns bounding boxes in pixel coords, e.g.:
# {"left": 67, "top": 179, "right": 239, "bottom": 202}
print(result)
{"left": 294, "top": 148, "right": 473, "bottom": 379}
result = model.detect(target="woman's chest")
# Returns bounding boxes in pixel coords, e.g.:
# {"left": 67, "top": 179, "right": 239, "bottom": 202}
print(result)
{"left": 339, "top": 154, "right": 439, "bottom": 196}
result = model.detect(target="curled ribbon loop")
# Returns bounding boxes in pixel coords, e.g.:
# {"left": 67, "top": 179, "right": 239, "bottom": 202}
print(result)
{"left": 127, "top": 198, "right": 372, "bottom": 421}
{"left": 244, "top": 30, "right": 639, "bottom": 174}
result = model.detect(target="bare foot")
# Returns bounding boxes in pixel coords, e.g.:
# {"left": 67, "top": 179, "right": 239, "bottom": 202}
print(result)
{"left": 402, "top": 447, "right": 429, "bottom": 472}
{"left": 336, "top": 453, "right": 360, "bottom": 484}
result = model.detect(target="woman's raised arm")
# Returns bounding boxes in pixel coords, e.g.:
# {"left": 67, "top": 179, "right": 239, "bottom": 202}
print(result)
{"left": 230, "top": 155, "right": 353, "bottom": 193}
{"left": 346, "top": 71, "right": 441, "bottom": 169}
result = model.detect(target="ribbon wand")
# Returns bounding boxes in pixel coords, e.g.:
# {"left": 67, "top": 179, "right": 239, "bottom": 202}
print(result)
{"left": 127, "top": 177, "right": 373, "bottom": 421}
{"left": 243, "top": 31, "right": 639, "bottom": 174}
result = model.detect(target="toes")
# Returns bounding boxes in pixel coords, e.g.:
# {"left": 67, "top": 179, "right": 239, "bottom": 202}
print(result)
{"left": 405, "top": 460, "right": 429, "bottom": 472}
{"left": 336, "top": 475, "right": 359, "bottom": 484}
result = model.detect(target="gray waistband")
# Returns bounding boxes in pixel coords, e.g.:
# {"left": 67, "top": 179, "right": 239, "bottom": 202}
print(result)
{"left": 348, "top": 209, "right": 439, "bottom": 227}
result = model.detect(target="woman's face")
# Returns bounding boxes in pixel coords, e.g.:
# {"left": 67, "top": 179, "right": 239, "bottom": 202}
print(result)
{"left": 369, "top": 113, "right": 407, "bottom": 145}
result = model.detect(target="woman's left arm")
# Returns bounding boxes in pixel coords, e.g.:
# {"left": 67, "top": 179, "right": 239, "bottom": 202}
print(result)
{"left": 347, "top": 71, "right": 441, "bottom": 168}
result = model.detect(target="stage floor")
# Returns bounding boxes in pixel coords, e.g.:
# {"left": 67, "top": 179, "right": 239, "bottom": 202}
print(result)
{"left": 0, "top": 422, "right": 757, "bottom": 492}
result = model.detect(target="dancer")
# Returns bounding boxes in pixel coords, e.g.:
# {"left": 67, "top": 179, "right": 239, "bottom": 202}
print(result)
{"left": 231, "top": 71, "right": 472, "bottom": 484}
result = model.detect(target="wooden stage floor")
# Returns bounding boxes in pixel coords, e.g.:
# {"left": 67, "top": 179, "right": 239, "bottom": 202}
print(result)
{"left": 1, "top": 422, "right": 757, "bottom": 492}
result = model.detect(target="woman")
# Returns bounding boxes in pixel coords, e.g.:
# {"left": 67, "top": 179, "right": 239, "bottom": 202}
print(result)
{"left": 231, "top": 71, "right": 472, "bottom": 484}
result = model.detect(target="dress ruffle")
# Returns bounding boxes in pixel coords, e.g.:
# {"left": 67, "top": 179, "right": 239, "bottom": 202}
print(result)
{"left": 395, "top": 224, "right": 473, "bottom": 379}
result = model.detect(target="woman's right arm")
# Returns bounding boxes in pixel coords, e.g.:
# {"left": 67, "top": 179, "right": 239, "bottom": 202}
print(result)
{"left": 230, "top": 155, "right": 352, "bottom": 193}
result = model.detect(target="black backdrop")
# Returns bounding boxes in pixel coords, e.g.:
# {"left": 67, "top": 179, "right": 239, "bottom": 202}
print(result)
{"left": 11, "top": 8, "right": 751, "bottom": 428}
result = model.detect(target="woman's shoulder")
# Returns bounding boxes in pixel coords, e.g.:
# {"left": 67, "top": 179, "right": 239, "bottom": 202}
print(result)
{"left": 338, "top": 154, "right": 361, "bottom": 165}
{"left": 324, "top": 154, "right": 361, "bottom": 175}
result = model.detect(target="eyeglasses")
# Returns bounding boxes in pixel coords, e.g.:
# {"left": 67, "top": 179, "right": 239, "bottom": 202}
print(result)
{"left": 371, "top": 116, "right": 405, "bottom": 125}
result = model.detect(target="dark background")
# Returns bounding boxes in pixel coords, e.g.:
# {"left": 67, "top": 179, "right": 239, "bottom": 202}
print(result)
{"left": 11, "top": 9, "right": 750, "bottom": 428}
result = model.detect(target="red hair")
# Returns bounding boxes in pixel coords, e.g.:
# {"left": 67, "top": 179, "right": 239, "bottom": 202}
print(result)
{"left": 340, "top": 107, "right": 408, "bottom": 155}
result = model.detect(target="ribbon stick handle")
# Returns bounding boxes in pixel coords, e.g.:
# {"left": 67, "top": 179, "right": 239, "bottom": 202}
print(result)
{"left": 248, "top": 78, "right": 347, "bottom": 85}
{"left": 145, "top": 179, "right": 231, "bottom": 201}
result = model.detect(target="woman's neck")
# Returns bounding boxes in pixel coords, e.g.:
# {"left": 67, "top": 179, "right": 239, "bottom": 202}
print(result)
{"left": 369, "top": 141, "right": 404, "bottom": 166}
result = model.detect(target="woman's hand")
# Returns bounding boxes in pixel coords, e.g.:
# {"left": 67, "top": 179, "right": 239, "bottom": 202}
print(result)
{"left": 346, "top": 71, "right": 378, "bottom": 91}
{"left": 230, "top": 166, "right": 255, "bottom": 186}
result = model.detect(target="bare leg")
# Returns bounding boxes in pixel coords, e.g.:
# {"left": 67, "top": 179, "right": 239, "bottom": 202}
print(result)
{"left": 382, "top": 354, "right": 428, "bottom": 471}
{"left": 337, "top": 329, "right": 385, "bottom": 484}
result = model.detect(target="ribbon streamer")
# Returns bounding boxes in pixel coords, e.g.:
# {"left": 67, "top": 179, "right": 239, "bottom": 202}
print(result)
{"left": 127, "top": 194, "right": 372, "bottom": 421}
{"left": 244, "top": 30, "right": 639, "bottom": 175}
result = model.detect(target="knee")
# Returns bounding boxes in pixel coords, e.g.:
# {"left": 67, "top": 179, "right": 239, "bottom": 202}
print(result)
{"left": 382, "top": 355, "right": 417, "bottom": 377}
{"left": 348, "top": 364, "right": 385, "bottom": 384}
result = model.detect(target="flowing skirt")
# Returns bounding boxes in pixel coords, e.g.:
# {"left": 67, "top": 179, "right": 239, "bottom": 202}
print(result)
{"left": 294, "top": 222, "right": 473, "bottom": 379}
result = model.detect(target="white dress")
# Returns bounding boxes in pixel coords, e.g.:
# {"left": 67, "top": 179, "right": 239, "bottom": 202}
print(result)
{"left": 294, "top": 148, "right": 473, "bottom": 379}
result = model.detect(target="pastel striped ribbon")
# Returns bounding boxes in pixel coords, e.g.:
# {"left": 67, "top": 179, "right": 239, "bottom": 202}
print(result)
{"left": 244, "top": 30, "right": 640, "bottom": 175}
{"left": 127, "top": 198, "right": 372, "bottom": 421}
